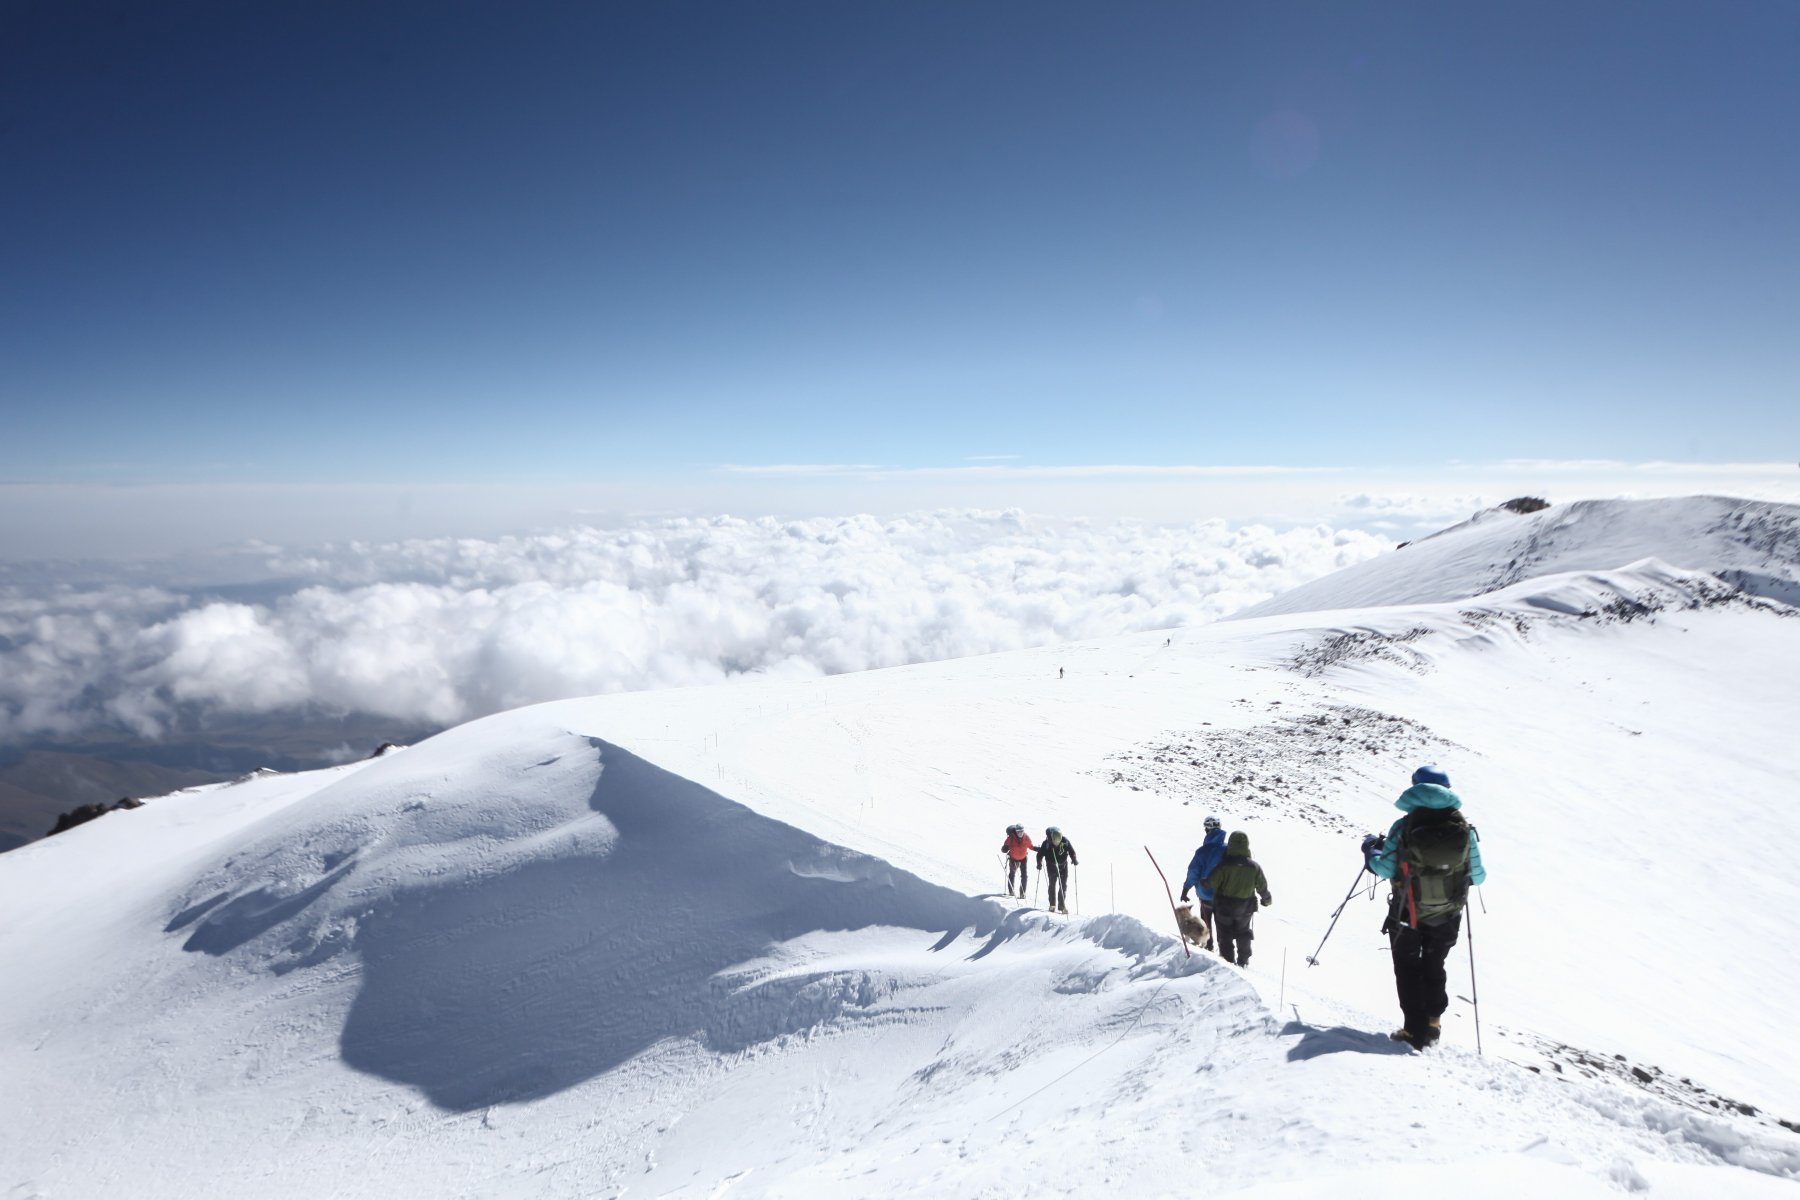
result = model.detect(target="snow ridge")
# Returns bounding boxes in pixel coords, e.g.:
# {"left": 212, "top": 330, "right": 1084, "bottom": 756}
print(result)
{"left": 1233, "top": 495, "right": 1800, "bottom": 618}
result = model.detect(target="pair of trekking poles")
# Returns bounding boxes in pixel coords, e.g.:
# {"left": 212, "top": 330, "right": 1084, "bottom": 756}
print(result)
{"left": 1305, "top": 861, "right": 1483, "bottom": 1054}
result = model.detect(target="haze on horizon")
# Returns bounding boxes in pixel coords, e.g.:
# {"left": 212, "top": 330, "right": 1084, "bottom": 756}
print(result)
{"left": 3, "top": 1, "right": 1798, "bottom": 560}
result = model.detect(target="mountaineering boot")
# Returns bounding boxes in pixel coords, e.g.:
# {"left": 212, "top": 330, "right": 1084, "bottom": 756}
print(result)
{"left": 1420, "top": 1018, "right": 1442, "bottom": 1047}
{"left": 1390, "top": 1028, "right": 1419, "bottom": 1047}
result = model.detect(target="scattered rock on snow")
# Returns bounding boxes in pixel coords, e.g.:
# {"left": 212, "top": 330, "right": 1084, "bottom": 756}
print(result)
{"left": 1095, "top": 705, "right": 1462, "bottom": 833}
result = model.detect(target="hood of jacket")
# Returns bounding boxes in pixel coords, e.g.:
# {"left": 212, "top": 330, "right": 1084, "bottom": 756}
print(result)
{"left": 1395, "top": 782, "right": 1462, "bottom": 813}
{"left": 1225, "top": 831, "right": 1251, "bottom": 856}
{"left": 1201, "top": 828, "right": 1227, "bottom": 852}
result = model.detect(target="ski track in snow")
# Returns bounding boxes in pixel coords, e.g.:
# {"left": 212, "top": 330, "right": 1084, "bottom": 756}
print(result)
{"left": 3, "top": 497, "right": 1800, "bottom": 1197}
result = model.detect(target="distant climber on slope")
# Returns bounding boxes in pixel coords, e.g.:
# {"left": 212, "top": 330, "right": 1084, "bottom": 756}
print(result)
{"left": 1001, "top": 824, "right": 1035, "bottom": 897}
{"left": 1179, "top": 815, "right": 1228, "bottom": 952}
{"left": 1202, "top": 831, "right": 1272, "bottom": 967}
{"left": 1036, "top": 826, "right": 1079, "bottom": 914}
{"left": 1362, "top": 764, "right": 1487, "bottom": 1049}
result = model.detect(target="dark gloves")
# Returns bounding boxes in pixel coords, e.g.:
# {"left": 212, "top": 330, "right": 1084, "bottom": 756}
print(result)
{"left": 1179, "top": 891, "right": 1190, "bottom": 903}
{"left": 1360, "top": 834, "right": 1385, "bottom": 863}
{"left": 1260, "top": 895, "right": 1273, "bottom": 908}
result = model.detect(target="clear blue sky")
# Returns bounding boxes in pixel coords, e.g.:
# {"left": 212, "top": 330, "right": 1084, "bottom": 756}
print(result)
{"left": 3, "top": 0, "right": 1797, "bottom": 490}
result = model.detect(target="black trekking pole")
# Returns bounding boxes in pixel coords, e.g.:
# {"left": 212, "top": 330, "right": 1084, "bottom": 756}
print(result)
{"left": 1466, "top": 902, "right": 1483, "bottom": 1055}
{"left": 1305, "top": 862, "right": 1371, "bottom": 966}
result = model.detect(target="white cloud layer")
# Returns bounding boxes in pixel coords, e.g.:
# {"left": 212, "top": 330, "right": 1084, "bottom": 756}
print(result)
{"left": 0, "top": 511, "right": 1389, "bottom": 744}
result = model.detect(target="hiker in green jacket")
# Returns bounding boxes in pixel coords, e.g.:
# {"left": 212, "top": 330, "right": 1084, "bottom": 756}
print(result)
{"left": 1202, "top": 831, "right": 1272, "bottom": 966}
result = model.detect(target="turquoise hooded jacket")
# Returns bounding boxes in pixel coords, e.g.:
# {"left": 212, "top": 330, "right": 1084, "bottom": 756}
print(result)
{"left": 1367, "top": 783, "right": 1487, "bottom": 884}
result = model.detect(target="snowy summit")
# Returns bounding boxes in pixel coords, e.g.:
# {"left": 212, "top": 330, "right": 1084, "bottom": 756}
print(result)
{"left": 3, "top": 495, "right": 1798, "bottom": 1198}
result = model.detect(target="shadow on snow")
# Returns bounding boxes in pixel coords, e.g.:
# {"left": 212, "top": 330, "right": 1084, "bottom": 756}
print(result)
{"left": 177, "top": 741, "right": 1012, "bottom": 1111}
{"left": 1281, "top": 1020, "right": 1414, "bottom": 1061}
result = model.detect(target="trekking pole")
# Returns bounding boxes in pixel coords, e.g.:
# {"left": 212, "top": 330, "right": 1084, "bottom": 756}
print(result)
{"left": 1033, "top": 867, "right": 1041, "bottom": 907}
{"left": 1466, "top": 903, "right": 1483, "bottom": 1055}
{"left": 1073, "top": 864, "right": 1081, "bottom": 915}
{"left": 1143, "top": 847, "right": 1191, "bottom": 959}
{"left": 1305, "top": 862, "right": 1371, "bottom": 967}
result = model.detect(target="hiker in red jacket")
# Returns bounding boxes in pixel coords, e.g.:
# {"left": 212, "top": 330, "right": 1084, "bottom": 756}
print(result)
{"left": 1001, "top": 824, "right": 1035, "bottom": 897}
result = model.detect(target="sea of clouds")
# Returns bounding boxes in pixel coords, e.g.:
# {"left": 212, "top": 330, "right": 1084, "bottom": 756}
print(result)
{"left": 0, "top": 511, "right": 1390, "bottom": 746}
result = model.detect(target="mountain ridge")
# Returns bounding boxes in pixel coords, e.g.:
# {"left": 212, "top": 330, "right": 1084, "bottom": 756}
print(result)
{"left": 1232, "top": 495, "right": 1800, "bottom": 619}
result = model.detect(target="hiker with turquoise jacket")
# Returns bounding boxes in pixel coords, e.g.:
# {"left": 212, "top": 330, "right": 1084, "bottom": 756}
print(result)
{"left": 1363, "top": 764, "right": 1487, "bottom": 1048}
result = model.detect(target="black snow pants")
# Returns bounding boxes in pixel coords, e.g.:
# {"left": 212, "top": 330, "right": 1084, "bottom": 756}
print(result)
{"left": 1389, "top": 913, "right": 1462, "bottom": 1041}
{"left": 1209, "top": 921, "right": 1252, "bottom": 964}
{"left": 1044, "top": 862, "right": 1069, "bottom": 910}
{"left": 1214, "top": 905, "right": 1253, "bottom": 965}
{"left": 1007, "top": 857, "right": 1028, "bottom": 894}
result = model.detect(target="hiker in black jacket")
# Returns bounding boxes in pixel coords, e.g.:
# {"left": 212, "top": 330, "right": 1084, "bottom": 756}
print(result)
{"left": 1036, "top": 826, "right": 1078, "bottom": 914}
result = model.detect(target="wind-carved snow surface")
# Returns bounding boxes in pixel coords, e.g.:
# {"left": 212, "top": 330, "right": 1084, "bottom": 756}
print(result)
{"left": 3, "top": 495, "right": 1800, "bottom": 1197}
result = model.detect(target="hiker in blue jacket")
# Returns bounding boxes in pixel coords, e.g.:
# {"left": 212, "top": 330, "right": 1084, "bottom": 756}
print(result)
{"left": 1362, "top": 765, "right": 1486, "bottom": 1048}
{"left": 1179, "top": 815, "right": 1228, "bottom": 952}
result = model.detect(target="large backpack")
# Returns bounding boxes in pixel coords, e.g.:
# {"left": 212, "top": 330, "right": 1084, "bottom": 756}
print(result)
{"left": 1398, "top": 805, "right": 1472, "bottom": 926}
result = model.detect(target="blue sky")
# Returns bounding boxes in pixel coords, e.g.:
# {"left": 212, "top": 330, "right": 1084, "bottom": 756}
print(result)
{"left": 3, "top": 1, "right": 1797, "bottom": 526}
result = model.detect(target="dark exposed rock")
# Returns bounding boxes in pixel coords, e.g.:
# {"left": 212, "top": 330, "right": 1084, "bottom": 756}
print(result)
{"left": 47, "top": 796, "right": 143, "bottom": 837}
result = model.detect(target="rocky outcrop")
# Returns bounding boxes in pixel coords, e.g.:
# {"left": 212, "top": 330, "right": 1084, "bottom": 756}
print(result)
{"left": 46, "top": 796, "right": 144, "bottom": 838}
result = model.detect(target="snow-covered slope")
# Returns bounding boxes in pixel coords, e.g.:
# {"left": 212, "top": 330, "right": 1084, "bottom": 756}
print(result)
{"left": 1232, "top": 495, "right": 1800, "bottom": 618}
{"left": 3, "top": 498, "right": 1799, "bottom": 1198}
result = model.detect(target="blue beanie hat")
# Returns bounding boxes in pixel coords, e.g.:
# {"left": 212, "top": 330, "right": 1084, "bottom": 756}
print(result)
{"left": 1412, "top": 763, "right": 1451, "bottom": 787}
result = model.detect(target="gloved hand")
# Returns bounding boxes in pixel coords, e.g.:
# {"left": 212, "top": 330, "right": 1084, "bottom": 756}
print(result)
{"left": 1261, "top": 896, "right": 1273, "bottom": 908}
{"left": 1361, "top": 834, "right": 1385, "bottom": 861}
{"left": 1179, "top": 891, "right": 1190, "bottom": 903}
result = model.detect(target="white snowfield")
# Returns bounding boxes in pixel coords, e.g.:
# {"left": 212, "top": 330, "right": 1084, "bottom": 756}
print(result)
{"left": 1233, "top": 494, "right": 1800, "bottom": 619}
{"left": 2, "top": 496, "right": 1798, "bottom": 1198}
